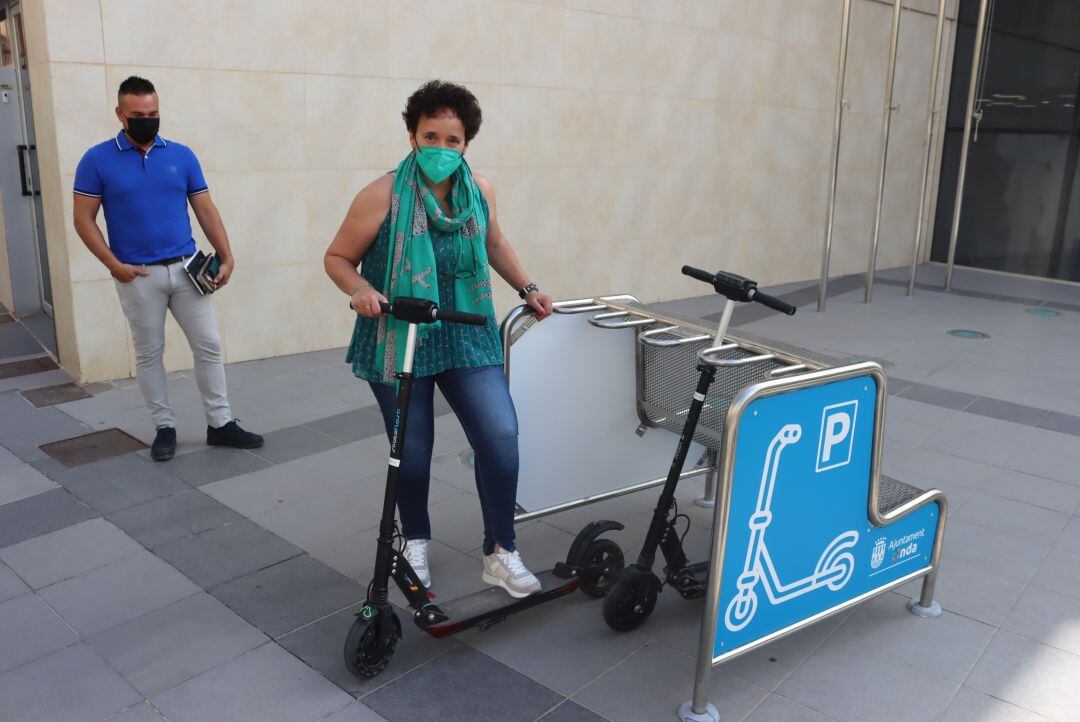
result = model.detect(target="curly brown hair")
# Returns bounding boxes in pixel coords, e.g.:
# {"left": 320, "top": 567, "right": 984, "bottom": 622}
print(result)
{"left": 402, "top": 80, "right": 483, "bottom": 142}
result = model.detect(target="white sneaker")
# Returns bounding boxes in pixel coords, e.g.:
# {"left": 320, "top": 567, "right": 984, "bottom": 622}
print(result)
{"left": 403, "top": 539, "right": 431, "bottom": 589}
{"left": 482, "top": 548, "right": 542, "bottom": 598}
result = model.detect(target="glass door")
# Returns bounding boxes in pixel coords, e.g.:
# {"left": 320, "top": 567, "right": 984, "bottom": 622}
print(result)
{"left": 931, "top": 0, "right": 1080, "bottom": 283}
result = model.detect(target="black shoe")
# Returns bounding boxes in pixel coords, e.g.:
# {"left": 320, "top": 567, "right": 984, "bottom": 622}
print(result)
{"left": 207, "top": 419, "right": 264, "bottom": 449}
{"left": 151, "top": 427, "right": 177, "bottom": 461}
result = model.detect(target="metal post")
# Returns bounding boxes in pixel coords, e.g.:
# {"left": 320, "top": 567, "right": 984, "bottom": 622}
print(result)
{"left": 694, "top": 450, "right": 719, "bottom": 509}
{"left": 945, "top": 0, "right": 991, "bottom": 291}
{"left": 865, "top": 0, "right": 904, "bottom": 303}
{"left": 817, "top": 0, "right": 853, "bottom": 312}
{"left": 908, "top": 0, "right": 948, "bottom": 295}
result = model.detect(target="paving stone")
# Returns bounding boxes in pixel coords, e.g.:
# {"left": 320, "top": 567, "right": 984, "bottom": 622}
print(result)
{"left": 1037, "top": 410, "right": 1080, "bottom": 437}
{"left": 39, "top": 550, "right": 200, "bottom": 636}
{"left": 0, "top": 390, "right": 91, "bottom": 462}
{"left": 0, "top": 561, "right": 29, "bottom": 602}
{"left": 1003, "top": 585, "right": 1080, "bottom": 656}
{"left": 746, "top": 694, "right": 833, "bottom": 722}
{"left": 210, "top": 554, "right": 364, "bottom": 638}
{"left": 150, "top": 643, "right": 352, "bottom": 722}
{"left": 829, "top": 592, "right": 995, "bottom": 683}
{"left": 940, "top": 685, "right": 1045, "bottom": 722}
{"left": 252, "top": 424, "right": 343, "bottom": 465}
{"left": 0, "top": 487, "right": 97, "bottom": 548}
{"left": 51, "top": 453, "right": 190, "bottom": 515}
{"left": 967, "top": 631, "right": 1080, "bottom": 720}
{"left": 164, "top": 446, "right": 274, "bottom": 487}
{"left": 573, "top": 642, "right": 765, "bottom": 722}
{"left": 965, "top": 396, "right": 1048, "bottom": 427}
{"left": 303, "top": 407, "right": 388, "bottom": 444}
{"left": 1032, "top": 545, "right": 1080, "bottom": 600}
{"left": 0, "top": 518, "right": 144, "bottom": 589}
{"left": 155, "top": 518, "right": 302, "bottom": 588}
{"left": 951, "top": 492, "right": 1068, "bottom": 547}
{"left": 105, "top": 701, "right": 169, "bottom": 722}
{"left": 277, "top": 602, "right": 457, "bottom": 697}
{"left": 107, "top": 489, "right": 244, "bottom": 549}
{"left": 0, "top": 458, "right": 57, "bottom": 506}
{"left": 0, "top": 593, "right": 79, "bottom": 672}
{"left": 0, "top": 643, "right": 140, "bottom": 722}
{"left": 538, "top": 701, "right": 608, "bottom": 722}
{"left": 776, "top": 637, "right": 958, "bottom": 722}
{"left": 897, "top": 382, "right": 977, "bottom": 411}
{"left": 363, "top": 645, "right": 563, "bottom": 722}
{"left": 979, "top": 466, "right": 1080, "bottom": 515}
{"left": 89, "top": 593, "right": 268, "bottom": 697}
{"left": 320, "top": 700, "right": 388, "bottom": 721}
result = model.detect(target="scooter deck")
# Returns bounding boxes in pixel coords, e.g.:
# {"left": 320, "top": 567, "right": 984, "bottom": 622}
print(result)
{"left": 420, "top": 570, "right": 579, "bottom": 638}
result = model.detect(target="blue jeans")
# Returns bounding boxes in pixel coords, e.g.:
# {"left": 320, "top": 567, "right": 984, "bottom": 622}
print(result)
{"left": 369, "top": 365, "right": 519, "bottom": 555}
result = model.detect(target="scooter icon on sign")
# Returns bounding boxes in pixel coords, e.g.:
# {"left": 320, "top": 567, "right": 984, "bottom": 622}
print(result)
{"left": 724, "top": 424, "right": 859, "bottom": 632}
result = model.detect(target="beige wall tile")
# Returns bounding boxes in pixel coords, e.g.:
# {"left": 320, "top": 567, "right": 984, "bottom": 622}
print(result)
{"left": 387, "top": 0, "right": 501, "bottom": 84}
{"left": 100, "top": 0, "right": 211, "bottom": 68}
{"left": 208, "top": 170, "right": 309, "bottom": 268}
{"left": 41, "top": 0, "right": 104, "bottom": 63}
{"left": 211, "top": 71, "right": 305, "bottom": 172}
{"left": 217, "top": 263, "right": 315, "bottom": 363}
{"left": 48, "top": 63, "right": 114, "bottom": 176}
{"left": 305, "top": 75, "right": 397, "bottom": 171}
{"left": 27, "top": 63, "right": 59, "bottom": 176}
{"left": 20, "top": 0, "right": 49, "bottom": 66}
{"left": 496, "top": 2, "right": 564, "bottom": 87}
{"left": 303, "top": 0, "right": 389, "bottom": 77}
{"left": 305, "top": 168, "right": 388, "bottom": 264}
{"left": 69, "top": 279, "right": 130, "bottom": 381}
{"left": 563, "top": 9, "right": 644, "bottom": 93}
{"left": 211, "top": 0, "right": 305, "bottom": 73}
{"left": 307, "top": 261, "right": 358, "bottom": 351}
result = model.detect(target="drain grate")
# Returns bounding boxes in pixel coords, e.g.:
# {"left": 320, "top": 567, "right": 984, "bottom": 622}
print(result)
{"left": 947, "top": 329, "right": 989, "bottom": 340}
{"left": 1025, "top": 308, "right": 1060, "bottom": 318}
{"left": 0, "top": 356, "right": 59, "bottom": 380}
{"left": 39, "top": 428, "right": 148, "bottom": 468}
{"left": 21, "top": 383, "right": 93, "bottom": 408}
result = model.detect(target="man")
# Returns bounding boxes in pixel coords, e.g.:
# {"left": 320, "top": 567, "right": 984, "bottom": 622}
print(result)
{"left": 72, "top": 76, "right": 262, "bottom": 461}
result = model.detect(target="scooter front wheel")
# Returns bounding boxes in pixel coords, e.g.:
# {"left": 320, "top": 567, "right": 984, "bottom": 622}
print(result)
{"left": 344, "top": 607, "right": 401, "bottom": 678}
{"left": 602, "top": 568, "right": 661, "bottom": 632}
{"left": 579, "top": 538, "right": 625, "bottom": 598}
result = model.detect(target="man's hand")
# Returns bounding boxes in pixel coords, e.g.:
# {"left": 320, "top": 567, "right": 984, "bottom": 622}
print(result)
{"left": 110, "top": 263, "right": 149, "bottom": 284}
{"left": 214, "top": 257, "right": 234, "bottom": 287}
{"left": 525, "top": 291, "right": 554, "bottom": 320}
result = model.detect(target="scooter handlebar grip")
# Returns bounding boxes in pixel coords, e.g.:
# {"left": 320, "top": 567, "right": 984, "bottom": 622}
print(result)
{"left": 434, "top": 308, "right": 487, "bottom": 326}
{"left": 751, "top": 290, "right": 796, "bottom": 316}
{"left": 681, "top": 265, "right": 715, "bottom": 285}
{"left": 379, "top": 302, "right": 391, "bottom": 314}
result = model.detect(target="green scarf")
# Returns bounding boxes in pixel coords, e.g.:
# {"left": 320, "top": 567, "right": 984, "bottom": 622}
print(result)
{"left": 374, "top": 151, "right": 495, "bottom": 384}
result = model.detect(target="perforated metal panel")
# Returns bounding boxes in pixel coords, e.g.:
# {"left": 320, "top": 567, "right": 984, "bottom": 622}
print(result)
{"left": 877, "top": 475, "right": 925, "bottom": 514}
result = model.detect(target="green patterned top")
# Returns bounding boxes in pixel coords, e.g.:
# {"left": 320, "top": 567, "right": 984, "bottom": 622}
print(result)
{"left": 346, "top": 190, "right": 503, "bottom": 384}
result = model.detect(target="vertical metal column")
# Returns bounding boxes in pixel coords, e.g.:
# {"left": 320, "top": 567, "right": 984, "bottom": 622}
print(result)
{"left": 865, "top": 0, "right": 904, "bottom": 303}
{"left": 945, "top": 0, "right": 992, "bottom": 291}
{"left": 908, "top": 0, "right": 949, "bottom": 295}
{"left": 817, "top": 0, "right": 853, "bottom": 312}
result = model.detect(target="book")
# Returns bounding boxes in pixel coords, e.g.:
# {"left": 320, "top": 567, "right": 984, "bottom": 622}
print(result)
{"left": 183, "top": 251, "right": 221, "bottom": 295}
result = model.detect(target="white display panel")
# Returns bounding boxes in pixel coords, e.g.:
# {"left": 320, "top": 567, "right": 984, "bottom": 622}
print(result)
{"left": 508, "top": 309, "right": 706, "bottom": 513}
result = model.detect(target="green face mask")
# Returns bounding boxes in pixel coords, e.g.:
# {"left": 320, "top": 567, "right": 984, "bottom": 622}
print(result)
{"left": 415, "top": 145, "right": 463, "bottom": 184}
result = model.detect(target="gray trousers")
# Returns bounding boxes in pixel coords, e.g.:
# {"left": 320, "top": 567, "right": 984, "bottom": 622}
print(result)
{"left": 114, "top": 261, "right": 232, "bottom": 430}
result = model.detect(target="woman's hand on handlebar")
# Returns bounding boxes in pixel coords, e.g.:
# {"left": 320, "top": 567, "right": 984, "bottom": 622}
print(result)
{"left": 524, "top": 290, "right": 553, "bottom": 320}
{"left": 350, "top": 285, "right": 389, "bottom": 318}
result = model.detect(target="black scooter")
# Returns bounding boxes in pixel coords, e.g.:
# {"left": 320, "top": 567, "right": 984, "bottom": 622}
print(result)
{"left": 602, "top": 267, "right": 796, "bottom": 632}
{"left": 344, "top": 297, "right": 625, "bottom": 678}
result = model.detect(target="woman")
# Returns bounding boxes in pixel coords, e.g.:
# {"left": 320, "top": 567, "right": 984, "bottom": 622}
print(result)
{"left": 324, "top": 80, "right": 553, "bottom": 599}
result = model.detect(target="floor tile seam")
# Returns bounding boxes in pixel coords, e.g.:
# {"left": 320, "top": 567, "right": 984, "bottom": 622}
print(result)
{"left": 991, "top": 457, "right": 1080, "bottom": 489}
{"left": 5, "top": 543, "right": 151, "bottom": 595}
{"left": 273, "top": 599, "right": 363, "bottom": 641}
{"left": 536, "top": 700, "right": 616, "bottom": 722}
{"left": 959, "top": 485, "right": 1080, "bottom": 518}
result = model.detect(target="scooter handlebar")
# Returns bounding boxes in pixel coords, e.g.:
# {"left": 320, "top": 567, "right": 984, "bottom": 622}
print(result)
{"left": 681, "top": 265, "right": 715, "bottom": 285}
{"left": 363, "top": 298, "right": 485, "bottom": 326}
{"left": 748, "top": 289, "right": 796, "bottom": 316}
{"left": 433, "top": 307, "right": 487, "bottom": 326}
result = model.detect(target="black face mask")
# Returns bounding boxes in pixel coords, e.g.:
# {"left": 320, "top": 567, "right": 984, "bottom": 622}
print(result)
{"left": 125, "top": 116, "right": 159, "bottom": 145}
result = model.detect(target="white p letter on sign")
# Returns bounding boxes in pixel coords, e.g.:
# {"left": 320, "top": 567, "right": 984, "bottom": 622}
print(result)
{"left": 816, "top": 400, "right": 858, "bottom": 472}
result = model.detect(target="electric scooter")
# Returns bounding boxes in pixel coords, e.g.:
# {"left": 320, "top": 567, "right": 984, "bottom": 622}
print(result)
{"left": 344, "top": 297, "right": 625, "bottom": 678}
{"left": 602, "top": 267, "right": 796, "bottom": 632}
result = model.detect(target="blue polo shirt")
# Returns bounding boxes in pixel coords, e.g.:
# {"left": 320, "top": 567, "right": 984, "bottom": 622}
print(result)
{"left": 73, "top": 131, "right": 208, "bottom": 264}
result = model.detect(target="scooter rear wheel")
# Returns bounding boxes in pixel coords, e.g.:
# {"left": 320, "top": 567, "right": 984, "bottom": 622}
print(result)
{"left": 602, "top": 568, "right": 661, "bottom": 632}
{"left": 344, "top": 608, "right": 400, "bottom": 678}
{"left": 578, "top": 538, "right": 625, "bottom": 598}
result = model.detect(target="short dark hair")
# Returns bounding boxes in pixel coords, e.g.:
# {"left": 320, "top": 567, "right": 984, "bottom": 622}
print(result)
{"left": 118, "top": 76, "right": 156, "bottom": 100}
{"left": 402, "top": 80, "right": 482, "bottom": 142}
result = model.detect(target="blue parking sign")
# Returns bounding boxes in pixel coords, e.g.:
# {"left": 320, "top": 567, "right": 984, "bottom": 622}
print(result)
{"left": 714, "top": 374, "right": 939, "bottom": 659}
